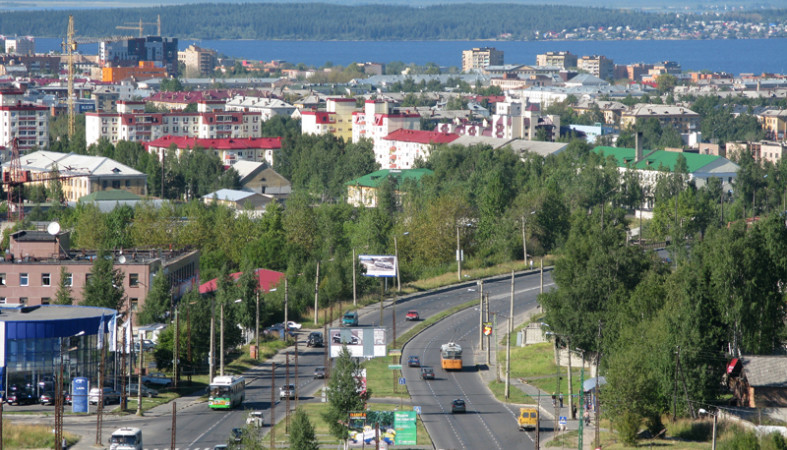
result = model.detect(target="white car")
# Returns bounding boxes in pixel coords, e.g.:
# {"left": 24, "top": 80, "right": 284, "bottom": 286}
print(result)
{"left": 286, "top": 321, "right": 302, "bottom": 330}
{"left": 246, "top": 411, "right": 264, "bottom": 428}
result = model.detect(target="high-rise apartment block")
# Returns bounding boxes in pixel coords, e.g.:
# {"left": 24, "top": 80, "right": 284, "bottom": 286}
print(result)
{"left": 462, "top": 47, "right": 504, "bottom": 72}
{"left": 536, "top": 51, "right": 578, "bottom": 69}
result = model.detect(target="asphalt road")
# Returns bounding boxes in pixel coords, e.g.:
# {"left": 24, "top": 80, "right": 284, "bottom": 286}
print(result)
{"left": 54, "top": 269, "right": 553, "bottom": 449}
{"left": 403, "top": 273, "right": 551, "bottom": 450}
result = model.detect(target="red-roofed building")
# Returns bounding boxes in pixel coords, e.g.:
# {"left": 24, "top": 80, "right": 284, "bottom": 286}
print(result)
{"left": 145, "top": 89, "right": 241, "bottom": 110}
{"left": 352, "top": 100, "right": 421, "bottom": 145}
{"left": 375, "top": 129, "right": 460, "bottom": 169}
{"left": 198, "top": 268, "right": 285, "bottom": 295}
{"left": 300, "top": 98, "right": 359, "bottom": 141}
{"left": 145, "top": 135, "right": 282, "bottom": 166}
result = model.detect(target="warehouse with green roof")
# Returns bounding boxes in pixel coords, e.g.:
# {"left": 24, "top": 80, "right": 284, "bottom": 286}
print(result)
{"left": 346, "top": 169, "right": 433, "bottom": 208}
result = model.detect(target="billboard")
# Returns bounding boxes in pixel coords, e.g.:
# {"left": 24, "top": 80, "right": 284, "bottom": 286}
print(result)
{"left": 72, "top": 377, "right": 89, "bottom": 413}
{"left": 394, "top": 411, "right": 417, "bottom": 445}
{"left": 348, "top": 410, "right": 397, "bottom": 448}
{"left": 359, "top": 255, "right": 397, "bottom": 278}
{"left": 330, "top": 328, "right": 387, "bottom": 358}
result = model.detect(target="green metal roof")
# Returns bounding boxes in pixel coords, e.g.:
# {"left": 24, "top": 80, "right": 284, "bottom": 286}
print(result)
{"left": 78, "top": 189, "right": 143, "bottom": 202}
{"left": 346, "top": 168, "right": 434, "bottom": 188}
{"left": 593, "top": 146, "right": 721, "bottom": 173}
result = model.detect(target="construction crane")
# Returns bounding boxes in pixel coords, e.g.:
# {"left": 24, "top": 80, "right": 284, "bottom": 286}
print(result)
{"left": 116, "top": 15, "right": 162, "bottom": 38}
{"left": 3, "top": 139, "right": 92, "bottom": 222}
{"left": 62, "top": 15, "right": 133, "bottom": 138}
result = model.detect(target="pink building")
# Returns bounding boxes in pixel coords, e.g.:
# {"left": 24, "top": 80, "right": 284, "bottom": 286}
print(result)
{"left": 375, "top": 129, "right": 459, "bottom": 169}
{"left": 145, "top": 135, "right": 282, "bottom": 167}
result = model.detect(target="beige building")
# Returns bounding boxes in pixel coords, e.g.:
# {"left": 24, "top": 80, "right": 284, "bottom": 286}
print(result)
{"left": 573, "top": 99, "right": 627, "bottom": 125}
{"left": 462, "top": 47, "right": 503, "bottom": 72}
{"left": 536, "top": 51, "right": 577, "bottom": 69}
{"left": 0, "top": 229, "right": 199, "bottom": 320}
{"left": 233, "top": 160, "right": 291, "bottom": 200}
{"left": 300, "top": 97, "right": 358, "bottom": 141}
{"left": 577, "top": 55, "right": 614, "bottom": 80}
{"left": 620, "top": 104, "right": 700, "bottom": 134}
{"left": 757, "top": 109, "right": 787, "bottom": 141}
{"left": 1, "top": 150, "right": 147, "bottom": 202}
{"left": 178, "top": 44, "right": 218, "bottom": 77}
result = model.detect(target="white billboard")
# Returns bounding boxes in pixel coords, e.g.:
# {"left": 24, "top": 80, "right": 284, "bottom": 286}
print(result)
{"left": 359, "top": 255, "right": 397, "bottom": 278}
{"left": 330, "top": 327, "right": 387, "bottom": 358}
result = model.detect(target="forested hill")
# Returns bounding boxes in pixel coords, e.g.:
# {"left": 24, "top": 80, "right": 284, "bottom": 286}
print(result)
{"left": 0, "top": 3, "right": 774, "bottom": 41}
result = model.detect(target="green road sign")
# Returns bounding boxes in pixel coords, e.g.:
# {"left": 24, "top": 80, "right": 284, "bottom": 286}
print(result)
{"left": 389, "top": 349, "right": 402, "bottom": 356}
{"left": 394, "top": 411, "right": 417, "bottom": 445}
{"left": 388, "top": 364, "right": 403, "bottom": 370}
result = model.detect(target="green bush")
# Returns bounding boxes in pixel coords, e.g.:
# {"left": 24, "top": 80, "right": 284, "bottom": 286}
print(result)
{"left": 761, "top": 432, "right": 787, "bottom": 450}
{"left": 718, "top": 429, "right": 759, "bottom": 450}
{"left": 667, "top": 418, "right": 712, "bottom": 441}
{"left": 615, "top": 410, "right": 642, "bottom": 446}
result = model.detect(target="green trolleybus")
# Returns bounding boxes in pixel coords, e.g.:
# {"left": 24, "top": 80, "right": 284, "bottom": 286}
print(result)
{"left": 209, "top": 375, "right": 245, "bottom": 409}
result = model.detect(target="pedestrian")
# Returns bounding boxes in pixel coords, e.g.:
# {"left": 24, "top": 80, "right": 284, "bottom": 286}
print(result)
{"left": 572, "top": 403, "right": 577, "bottom": 418}
{"left": 584, "top": 410, "right": 590, "bottom": 426}
{"left": 559, "top": 393, "right": 564, "bottom": 408}
{"left": 551, "top": 393, "right": 556, "bottom": 406}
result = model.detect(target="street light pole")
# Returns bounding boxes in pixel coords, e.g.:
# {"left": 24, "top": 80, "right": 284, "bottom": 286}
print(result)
{"left": 255, "top": 290, "right": 260, "bottom": 360}
{"left": 394, "top": 236, "right": 400, "bottom": 292}
{"left": 220, "top": 301, "right": 225, "bottom": 377}
{"left": 505, "top": 271, "right": 513, "bottom": 400}
{"left": 209, "top": 298, "right": 215, "bottom": 382}
{"left": 314, "top": 262, "right": 320, "bottom": 325}
{"left": 456, "top": 224, "right": 462, "bottom": 281}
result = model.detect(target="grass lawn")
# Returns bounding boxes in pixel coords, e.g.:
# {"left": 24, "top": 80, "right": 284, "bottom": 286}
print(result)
{"left": 364, "top": 356, "right": 408, "bottom": 398}
{"left": 487, "top": 380, "right": 536, "bottom": 405}
{"left": 266, "top": 402, "right": 431, "bottom": 447}
{"left": 499, "top": 342, "right": 585, "bottom": 401}
{"left": 2, "top": 423, "right": 80, "bottom": 449}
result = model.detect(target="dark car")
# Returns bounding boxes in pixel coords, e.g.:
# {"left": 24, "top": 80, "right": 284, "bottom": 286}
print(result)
{"left": 314, "top": 366, "right": 326, "bottom": 379}
{"left": 307, "top": 332, "right": 324, "bottom": 348}
{"left": 231, "top": 427, "right": 244, "bottom": 443}
{"left": 39, "top": 391, "right": 57, "bottom": 405}
{"left": 405, "top": 310, "right": 420, "bottom": 321}
{"left": 421, "top": 367, "right": 435, "bottom": 380}
{"left": 408, "top": 355, "right": 421, "bottom": 367}
{"left": 332, "top": 334, "right": 359, "bottom": 345}
{"left": 451, "top": 399, "right": 466, "bottom": 413}
{"left": 7, "top": 390, "right": 36, "bottom": 406}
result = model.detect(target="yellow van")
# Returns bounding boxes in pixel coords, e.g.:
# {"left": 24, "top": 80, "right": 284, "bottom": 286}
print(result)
{"left": 517, "top": 407, "right": 538, "bottom": 431}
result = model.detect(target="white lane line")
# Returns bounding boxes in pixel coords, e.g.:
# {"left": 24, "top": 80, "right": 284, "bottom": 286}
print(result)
{"left": 422, "top": 333, "right": 467, "bottom": 449}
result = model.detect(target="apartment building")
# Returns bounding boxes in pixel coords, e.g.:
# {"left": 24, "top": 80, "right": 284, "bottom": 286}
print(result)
{"left": 727, "top": 141, "right": 787, "bottom": 165}
{"left": 178, "top": 44, "right": 218, "bottom": 77}
{"left": 352, "top": 100, "right": 421, "bottom": 144}
{"left": 536, "top": 51, "right": 578, "bottom": 69}
{"left": 462, "top": 47, "right": 504, "bottom": 72}
{"left": 620, "top": 104, "right": 700, "bottom": 134}
{"left": 490, "top": 100, "right": 561, "bottom": 141}
{"left": 2, "top": 36, "right": 35, "bottom": 55}
{"left": 577, "top": 55, "right": 614, "bottom": 80}
{"left": 145, "top": 135, "right": 281, "bottom": 167}
{"left": 0, "top": 229, "right": 198, "bottom": 318}
{"left": 346, "top": 168, "right": 433, "bottom": 208}
{"left": 85, "top": 107, "right": 263, "bottom": 147}
{"left": 1, "top": 150, "right": 147, "bottom": 202}
{"left": 757, "top": 109, "right": 787, "bottom": 140}
{"left": 101, "top": 61, "right": 168, "bottom": 82}
{"left": 225, "top": 95, "right": 296, "bottom": 121}
{"left": 0, "top": 88, "right": 48, "bottom": 152}
{"left": 374, "top": 129, "right": 459, "bottom": 169}
{"left": 99, "top": 36, "right": 179, "bottom": 75}
{"left": 301, "top": 98, "right": 358, "bottom": 141}
{"left": 572, "top": 99, "right": 627, "bottom": 125}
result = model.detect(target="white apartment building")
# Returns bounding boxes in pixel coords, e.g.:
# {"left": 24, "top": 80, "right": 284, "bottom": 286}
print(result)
{"left": 300, "top": 98, "right": 358, "bottom": 141}
{"left": 374, "top": 129, "right": 459, "bottom": 169}
{"left": 352, "top": 100, "right": 421, "bottom": 144}
{"left": 0, "top": 88, "right": 48, "bottom": 153}
{"left": 85, "top": 104, "right": 263, "bottom": 147}
{"left": 225, "top": 95, "right": 297, "bottom": 121}
{"left": 490, "top": 100, "right": 561, "bottom": 141}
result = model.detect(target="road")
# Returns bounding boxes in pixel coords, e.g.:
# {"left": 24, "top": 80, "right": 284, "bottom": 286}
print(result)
{"left": 56, "top": 269, "right": 553, "bottom": 449}
{"left": 403, "top": 273, "right": 551, "bottom": 450}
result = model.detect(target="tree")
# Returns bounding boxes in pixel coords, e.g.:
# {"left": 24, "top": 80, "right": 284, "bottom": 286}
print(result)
{"left": 322, "top": 346, "right": 368, "bottom": 441}
{"left": 81, "top": 251, "right": 124, "bottom": 310}
{"left": 290, "top": 408, "right": 319, "bottom": 450}
{"left": 54, "top": 266, "right": 73, "bottom": 305}
{"left": 137, "top": 269, "right": 171, "bottom": 325}
{"left": 47, "top": 165, "right": 65, "bottom": 204}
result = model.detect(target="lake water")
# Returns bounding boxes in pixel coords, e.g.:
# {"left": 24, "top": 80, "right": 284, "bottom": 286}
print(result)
{"left": 35, "top": 38, "right": 787, "bottom": 75}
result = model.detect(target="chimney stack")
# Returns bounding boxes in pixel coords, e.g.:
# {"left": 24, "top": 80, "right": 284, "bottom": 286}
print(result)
{"left": 635, "top": 131, "right": 644, "bottom": 162}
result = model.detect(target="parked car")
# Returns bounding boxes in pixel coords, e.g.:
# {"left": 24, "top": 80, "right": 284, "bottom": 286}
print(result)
{"left": 408, "top": 355, "right": 421, "bottom": 367}
{"left": 133, "top": 339, "right": 156, "bottom": 352}
{"left": 38, "top": 390, "right": 57, "bottom": 405}
{"left": 231, "top": 427, "right": 244, "bottom": 443}
{"left": 332, "top": 333, "right": 359, "bottom": 345}
{"left": 38, "top": 375, "right": 55, "bottom": 392}
{"left": 285, "top": 321, "right": 302, "bottom": 330}
{"left": 6, "top": 390, "right": 36, "bottom": 405}
{"left": 405, "top": 310, "right": 420, "bottom": 321}
{"left": 127, "top": 383, "right": 158, "bottom": 398}
{"left": 342, "top": 311, "right": 359, "bottom": 327}
{"left": 313, "top": 367, "right": 326, "bottom": 379}
{"left": 279, "top": 384, "right": 296, "bottom": 400}
{"left": 421, "top": 367, "right": 435, "bottom": 380}
{"left": 142, "top": 372, "right": 172, "bottom": 387}
{"left": 88, "top": 387, "right": 121, "bottom": 405}
{"left": 451, "top": 399, "right": 466, "bottom": 413}
{"left": 307, "top": 332, "right": 324, "bottom": 348}
{"left": 264, "top": 324, "right": 296, "bottom": 338}
{"left": 246, "top": 410, "right": 264, "bottom": 428}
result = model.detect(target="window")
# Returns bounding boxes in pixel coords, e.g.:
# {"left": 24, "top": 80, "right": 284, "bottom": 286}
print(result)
{"left": 85, "top": 273, "right": 92, "bottom": 284}
{"left": 129, "top": 273, "right": 139, "bottom": 287}
{"left": 0, "top": 298, "right": 5, "bottom": 304}
{"left": 112, "top": 180, "right": 120, "bottom": 189}
{"left": 41, "top": 298, "right": 51, "bottom": 305}
{"left": 19, "top": 297, "right": 27, "bottom": 305}
{"left": 20, "top": 273, "right": 28, "bottom": 286}
{"left": 65, "top": 273, "right": 73, "bottom": 286}
{"left": 42, "top": 273, "right": 51, "bottom": 286}
{"left": 131, "top": 298, "right": 139, "bottom": 311}
{"left": 0, "top": 273, "right": 5, "bottom": 286}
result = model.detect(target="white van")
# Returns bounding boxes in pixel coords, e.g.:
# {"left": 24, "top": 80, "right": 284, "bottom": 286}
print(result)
{"left": 109, "top": 427, "right": 142, "bottom": 450}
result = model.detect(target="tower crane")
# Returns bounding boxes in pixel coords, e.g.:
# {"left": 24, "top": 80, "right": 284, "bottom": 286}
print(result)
{"left": 3, "top": 139, "right": 92, "bottom": 222}
{"left": 62, "top": 15, "right": 133, "bottom": 138}
{"left": 116, "top": 15, "right": 162, "bottom": 38}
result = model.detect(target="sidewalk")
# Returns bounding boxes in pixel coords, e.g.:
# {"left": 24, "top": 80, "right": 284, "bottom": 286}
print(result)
{"left": 475, "top": 306, "right": 599, "bottom": 450}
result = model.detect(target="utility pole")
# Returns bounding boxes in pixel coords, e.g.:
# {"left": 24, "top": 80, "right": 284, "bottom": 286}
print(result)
{"left": 209, "top": 298, "right": 215, "bottom": 383}
{"left": 673, "top": 346, "right": 679, "bottom": 422}
{"left": 136, "top": 336, "right": 143, "bottom": 416}
{"left": 578, "top": 349, "right": 585, "bottom": 450}
{"left": 314, "top": 262, "right": 320, "bottom": 325}
{"left": 255, "top": 290, "right": 260, "bottom": 360}
{"left": 285, "top": 353, "right": 291, "bottom": 432}
{"left": 478, "top": 280, "right": 484, "bottom": 351}
{"left": 535, "top": 408, "right": 540, "bottom": 449}
{"left": 220, "top": 301, "right": 225, "bottom": 376}
{"left": 270, "top": 363, "right": 276, "bottom": 450}
{"left": 285, "top": 277, "right": 289, "bottom": 333}
{"left": 352, "top": 248, "right": 357, "bottom": 306}
{"left": 174, "top": 307, "right": 179, "bottom": 389}
{"left": 505, "top": 271, "right": 513, "bottom": 400}
{"left": 96, "top": 332, "right": 106, "bottom": 445}
{"left": 485, "top": 293, "right": 491, "bottom": 365}
{"left": 395, "top": 236, "right": 401, "bottom": 292}
{"left": 294, "top": 339, "right": 299, "bottom": 411}
{"left": 323, "top": 308, "right": 329, "bottom": 382}
{"left": 554, "top": 337, "right": 560, "bottom": 435}
{"left": 595, "top": 320, "right": 602, "bottom": 447}
{"left": 456, "top": 224, "right": 462, "bottom": 281}
{"left": 522, "top": 214, "right": 527, "bottom": 267}
{"left": 540, "top": 258, "right": 544, "bottom": 294}
{"left": 567, "top": 337, "right": 574, "bottom": 420}
{"left": 171, "top": 402, "right": 176, "bottom": 450}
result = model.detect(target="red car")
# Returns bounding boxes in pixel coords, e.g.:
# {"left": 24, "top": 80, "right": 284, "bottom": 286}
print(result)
{"left": 405, "top": 310, "right": 420, "bottom": 321}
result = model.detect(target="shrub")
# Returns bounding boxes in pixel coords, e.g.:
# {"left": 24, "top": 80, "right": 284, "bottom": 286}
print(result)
{"left": 615, "top": 410, "right": 642, "bottom": 446}
{"left": 667, "top": 417, "right": 712, "bottom": 441}
{"left": 761, "top": 432, "right": 787, "bottom": 450}
{"left": 717, "top": 429, "right": 759, "bottom": 450}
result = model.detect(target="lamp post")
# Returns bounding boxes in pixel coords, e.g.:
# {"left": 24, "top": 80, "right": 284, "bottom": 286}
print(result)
{"left": 456, "top": 223, "right": 471, "bottom": 281}
{"left": 522, "top": 211, "right": 535, "bottom": 267}
{"left": 55, "top": 330, "right": 84, "bottom": 450}
{"left": 394, "top": 232, "right": 409, "bottom": 292}
{"left": 698, "top": 408, "right": 718, "bottom": 450}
